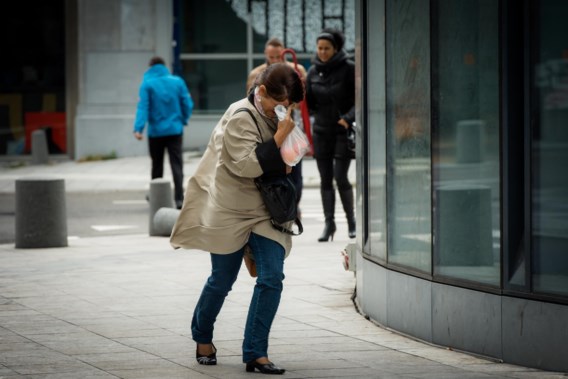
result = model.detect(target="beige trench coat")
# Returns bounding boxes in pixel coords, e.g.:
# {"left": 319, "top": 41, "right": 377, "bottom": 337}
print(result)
{"left": 170, "top": 98, "right": 292, "bottom": 256}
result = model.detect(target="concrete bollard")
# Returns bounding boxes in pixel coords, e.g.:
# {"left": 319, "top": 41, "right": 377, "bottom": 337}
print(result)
{"left": 152, "top": 207, "right": 181, "bottom": 237}
{"left": 15, "top": 178, "right": 67, "bottom": 248}
{"left": 149, "top": 178, "right": 174, "bottom": 236}
{"left": 31, "top": 129, "right": 49, "bottom": 165}
{"left": 456, "top": 120, "right": 485, "bottom": 163}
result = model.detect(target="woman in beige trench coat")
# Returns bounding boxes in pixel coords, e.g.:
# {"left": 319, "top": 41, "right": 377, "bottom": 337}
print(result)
{"left": 170, "top": 63, "right": 304, "bottom": 375}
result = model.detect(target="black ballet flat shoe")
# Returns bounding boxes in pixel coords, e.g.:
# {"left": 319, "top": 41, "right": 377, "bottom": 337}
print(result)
{"left": 196, "top": 343, "right": 217, "bottom": 365}
{"left": 245, "top": 360, "right": 285, "bottom": 375}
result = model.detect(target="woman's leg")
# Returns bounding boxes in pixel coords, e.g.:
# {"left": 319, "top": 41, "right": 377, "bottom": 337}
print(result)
{"left": 335, "top": 158, "right": 356, "bottom": 238}
{"left": 316, "top": 158, "right": 337, "bottom": 241}
{"left": 192, "top": 249, "right": 244, "bottom": 344}
{"left": 242, "top": 233, "right": 285, "bottom": 363}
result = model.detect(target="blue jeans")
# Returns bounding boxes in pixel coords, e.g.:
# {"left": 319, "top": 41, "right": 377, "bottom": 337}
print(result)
{"left": 191, "top": 232, "right": 285, "bottom": 363}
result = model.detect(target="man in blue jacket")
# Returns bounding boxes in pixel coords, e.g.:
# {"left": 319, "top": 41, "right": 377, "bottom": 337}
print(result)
{"left": 134, "top": 56, "right": 194, "bottom": 209}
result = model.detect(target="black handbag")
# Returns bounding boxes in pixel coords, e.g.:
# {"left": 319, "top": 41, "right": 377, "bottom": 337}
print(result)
{"left": 234, "top": 108, "right": 303, "bottom": 236}
{"left": 347, "top": 124, "right": 356, "bottom": 159}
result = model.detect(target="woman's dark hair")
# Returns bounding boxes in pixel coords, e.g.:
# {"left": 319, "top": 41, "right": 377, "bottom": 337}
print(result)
{"left": 257, "top": 63, "right": 304, "bottom": 104}
{"left": 317, "top": 28, "right": 345, "bottom": 51}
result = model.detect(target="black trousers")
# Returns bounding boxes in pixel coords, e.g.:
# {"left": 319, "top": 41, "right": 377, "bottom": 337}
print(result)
{"left": 148, "top": 134, "right": 184, "bottom": 202}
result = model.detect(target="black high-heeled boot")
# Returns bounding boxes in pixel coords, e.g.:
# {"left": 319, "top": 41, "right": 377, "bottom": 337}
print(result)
{"left": 318, "top": 219, "right": 337, "bottom": 242}
{"left": 339, "top": 188, "right": 356, "bottom": 239}
{"left": 318, "top": 189, "right": 336, "bottom": 242}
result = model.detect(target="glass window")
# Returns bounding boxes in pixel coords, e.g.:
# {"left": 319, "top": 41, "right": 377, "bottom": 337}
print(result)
{"left": 386, "top": 0, "right": 431, "bottom": 272}
{"left": 0, "top": 0, "right": 66, "bottom": 156}
{"left": 180, "top": 0, "right": 247, "bottom": 53}
{"left": 178, "top": 1, "right": 355, "bottom": 112}
{"left": 532, "top": 0, "right": 568, "bottom": 296}
{"left": 367, "top": 0, "right": 387, "bottom": 261}
{"left": 431, "top": 0, "right": 500, "bottom": 286}
{"left": 181, "top": 60, "right": 248, "bottom": 114}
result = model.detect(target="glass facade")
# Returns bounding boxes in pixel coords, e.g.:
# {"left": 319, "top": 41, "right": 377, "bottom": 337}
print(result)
{"left": 361, "top": 0, "right": 568, "bottom": 300}
{"left": 531, "top": 0, "right": 568, "bottom": 296}
{"left": 366, "top": 0, "right": 387, "bottom": 261}
{"left": 386, "top": 0, "right": 431, "bottom": 272}
{"left": 431, "top": 0, "right": 500, "bottom": 285}
{"left": 177, "top": 0, "right": 356, "bottom": 113}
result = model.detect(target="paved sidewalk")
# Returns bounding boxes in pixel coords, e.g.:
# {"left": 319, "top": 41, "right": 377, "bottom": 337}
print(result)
{"left": 0, "top": 153, "right": 346, "bottom": 194}
{"left": 0, "top": 155, "right": 564, "bottom": 378}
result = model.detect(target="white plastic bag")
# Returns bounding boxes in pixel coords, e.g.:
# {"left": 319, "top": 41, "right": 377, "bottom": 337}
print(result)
{"left": 275, "top": 105, "right": 311, "bottom": 166}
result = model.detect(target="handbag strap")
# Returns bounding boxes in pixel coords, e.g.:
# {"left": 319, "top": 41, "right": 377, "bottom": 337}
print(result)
{"left": 234, "top": 107, "right": 264, "bottom": 143}
{"left": 233, "top": 107, "right": 303, "bottom": 236}
{"left": 271, "top": 218, "right": 303, "bottom": 236}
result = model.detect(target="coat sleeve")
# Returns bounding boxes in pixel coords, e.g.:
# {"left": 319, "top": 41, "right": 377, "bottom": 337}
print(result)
{"left": 133, "top": 82, "right": 149, "bottom": 133}
{"left": 255, "top": 139, "right": 286, "bottom": 176}
{"left": 179, "top": 80, "right": 194, "bottom": 125}
{"left": 339, "top": 62, "right": 356, "bottom": 125}
{"left": 305, "top": 69, "right": 317, "bottom": 114}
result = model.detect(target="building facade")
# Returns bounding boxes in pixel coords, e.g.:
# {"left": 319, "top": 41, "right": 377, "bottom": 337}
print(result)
{"left": 0, "top": 0, "right": 355, "bottom": 160}
{"left": 354, "top": 0, "right": 568, "bottom": 372}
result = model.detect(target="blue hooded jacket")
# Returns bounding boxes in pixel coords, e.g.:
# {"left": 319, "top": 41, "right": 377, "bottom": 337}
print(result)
{"left": 134, "top": 64, "right": 194, "bottom": 137}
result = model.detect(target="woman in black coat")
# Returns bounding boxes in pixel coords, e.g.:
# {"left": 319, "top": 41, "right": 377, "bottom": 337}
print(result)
{"left": 306, "top": 29, "right": 355, "bottom": 242}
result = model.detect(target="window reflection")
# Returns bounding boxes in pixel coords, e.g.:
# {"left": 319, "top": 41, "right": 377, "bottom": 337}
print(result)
{"left": 386, "top": 0, "right": 432, "bottom": 272}
{"left": 432, "top": 0, "right": 500, "bottom": 285}
{"left": 367, "top": 0, "right": 387, "bottom": 261}
{"left": 532, "top": 0, "right": 568, "bottom": 296}
{"left": 180, "top": 0, "right": 247, "bottom": 53}
{"left": 181, "top": 60, "right": 247, "bottom": 114}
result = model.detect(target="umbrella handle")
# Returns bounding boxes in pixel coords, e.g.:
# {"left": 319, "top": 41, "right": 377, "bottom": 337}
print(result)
{"left": 281, "top": 48, "right": 299, "bottom": 69}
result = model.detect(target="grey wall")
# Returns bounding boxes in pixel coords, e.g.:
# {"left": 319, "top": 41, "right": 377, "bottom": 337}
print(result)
{"left": 74, "top": 0, "right": 211, "bottom": 159}
{"left": 355, "top": 256, "right": 568, "bottom": 372}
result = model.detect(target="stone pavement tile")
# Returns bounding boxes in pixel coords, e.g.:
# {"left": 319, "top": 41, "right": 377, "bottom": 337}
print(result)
{"left": 360, "top": 333, "right": 441, "bottom": 352}
{"left": 284, "top": 358, "right": 362, "bottom": 371}
{"left": 108, "top": 365, "right": 214, "bottom": 379}
{"left": 270, "top": 328, "right": 343, "bottom": 339}
{"left": 121, "top": 341, "right": 194, "bottom": 360}
{"left": 25, "top": 371, "right": 118, "bottom": 379}
{"left": 460, "top": 363, "right": 551, "bottom": 376}
{"left": 305, "top": 319, "right": 393, "bottom": 337}
{"left": 7, "top": 360, "right": 98, "bottom": 376}
{"left": 25, "top": 331, "right": 122, "bottom": 345}
{"left": 0, "top": 365, "right": 20, "bottom": 376}
{"left": 112, "top": 334, "right": 193, "bottom": 351}
{"left": 75, "top": 318, "right": 166, "bottom": 337}
{"left": 327, "top": 349, "right": 440, "bottom": 370}
{"left": 0, "top": 334, "right": 33, "bottom": 345}
{"left": 79, "top": 355, "right": 186, "bottom": 372}
{"left": 34, "top": 339, "right": 138, "bottom": 356}
{"left": 400, "top": 346, "right": 499, "bottom": 366}
{"left": 291, "top": 366, "right": 388, "bottom": 378}
{"left": 507, "top": 372, "right": 568, "bottom": 379}
{"left": 406, "top": 370, "right": 510, "bottom": 379}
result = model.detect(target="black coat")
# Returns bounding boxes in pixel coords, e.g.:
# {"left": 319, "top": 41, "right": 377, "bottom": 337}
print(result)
{"left": 306, "top": 50, "right": 355, "bottom": 159}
